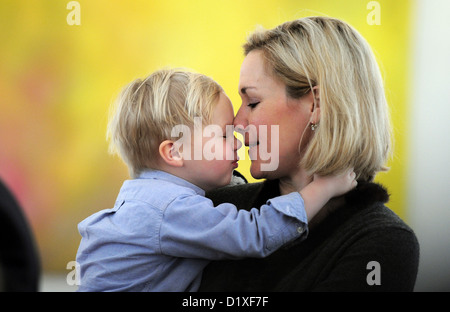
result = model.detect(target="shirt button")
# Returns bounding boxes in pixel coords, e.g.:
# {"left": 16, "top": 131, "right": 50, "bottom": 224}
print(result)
{"left": 297, "top": 226, "right": 304, "bottom": 234}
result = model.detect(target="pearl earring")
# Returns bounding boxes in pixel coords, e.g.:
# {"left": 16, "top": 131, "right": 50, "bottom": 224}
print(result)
{"left": 310, "top": 122, "right": 318, "bottom": 131}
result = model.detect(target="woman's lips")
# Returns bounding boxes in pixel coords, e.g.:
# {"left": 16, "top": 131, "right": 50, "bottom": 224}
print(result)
{"left": 247, "top": 142, "right": 259, "bottom": 161}
{"left": 231, "top": 155, "right": 239, "bottom": 168}
{"left": 231, "top": 154, "right": 239, "bottom": 168}
{"left": 248, "top": 141, "right": 259, "bottom": 148}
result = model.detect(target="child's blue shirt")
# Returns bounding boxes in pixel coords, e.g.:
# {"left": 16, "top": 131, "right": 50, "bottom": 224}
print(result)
{"left": 76, "top": 170, "right": 308, "bottom": 291}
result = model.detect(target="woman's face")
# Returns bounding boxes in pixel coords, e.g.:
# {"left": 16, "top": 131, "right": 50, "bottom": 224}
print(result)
{"left": 234, "top": 50, "right": 315, "bottom": 180}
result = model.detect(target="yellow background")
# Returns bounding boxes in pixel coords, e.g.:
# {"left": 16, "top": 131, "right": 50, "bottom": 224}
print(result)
{"left": 0, "top": 0, "right": 413, "bottom": 271}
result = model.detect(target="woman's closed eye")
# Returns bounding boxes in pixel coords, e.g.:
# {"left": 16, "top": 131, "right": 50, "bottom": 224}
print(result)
{"left": 247, "top": 101, "right": 260, "bottom": 108}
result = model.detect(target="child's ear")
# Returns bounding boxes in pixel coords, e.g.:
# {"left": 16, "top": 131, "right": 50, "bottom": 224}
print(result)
{"left": 159, "top": 140, "right": 183, "bottom": 167}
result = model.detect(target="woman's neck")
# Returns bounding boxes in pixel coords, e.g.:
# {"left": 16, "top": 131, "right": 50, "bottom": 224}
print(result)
{"left": 278, "top": 168, "right": 312, "bottom": 195}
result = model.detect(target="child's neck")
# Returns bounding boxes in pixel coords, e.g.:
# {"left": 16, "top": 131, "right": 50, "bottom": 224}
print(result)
{"left": 153, "top": 163, "right": 209, "bottom": 192}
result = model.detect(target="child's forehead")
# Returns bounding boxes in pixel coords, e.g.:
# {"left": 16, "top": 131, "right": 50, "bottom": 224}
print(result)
{"left": 211, "top": 95, "right": 234, "bottom": 124}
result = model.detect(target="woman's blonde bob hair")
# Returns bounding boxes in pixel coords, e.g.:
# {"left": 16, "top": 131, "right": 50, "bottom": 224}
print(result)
{"left": 244, "top": 16, "right": 391, "bottom": 181}
{"left": 107, "top": 69, "right": 223, "bottom": 177}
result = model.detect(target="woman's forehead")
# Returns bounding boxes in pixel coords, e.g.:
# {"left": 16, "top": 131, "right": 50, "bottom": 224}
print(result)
{"left": 239, "top": 50, "right": 286, "bottom": 95}
{"left": 239, "top": 51, "right": 266, "bottom": 91}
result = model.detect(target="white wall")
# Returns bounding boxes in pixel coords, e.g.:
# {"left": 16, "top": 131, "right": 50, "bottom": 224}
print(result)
{"left": 408, "top": 0, "right": 450, "bottom": 291}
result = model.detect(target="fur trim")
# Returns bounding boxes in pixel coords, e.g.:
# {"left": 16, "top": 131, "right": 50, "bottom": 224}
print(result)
{"left": 228, "top": 170, "right": 248, "bottom": 186}
{"left": 345, "top": 181, "right": 390, "bottom": 208}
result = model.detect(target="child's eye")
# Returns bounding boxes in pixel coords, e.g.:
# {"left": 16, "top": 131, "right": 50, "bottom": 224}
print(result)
{"left": 248, "top": 102, "right": 260, "bottom": 108}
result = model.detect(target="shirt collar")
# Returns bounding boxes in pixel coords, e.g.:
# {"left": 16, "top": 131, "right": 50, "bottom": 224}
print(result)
{"left": 137, "top": 170, "right": 205, "bottom": 196}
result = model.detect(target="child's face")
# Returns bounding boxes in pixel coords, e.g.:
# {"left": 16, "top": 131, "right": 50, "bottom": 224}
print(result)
{"left": 185, "top": 92, "right": 242, "bottom": 191}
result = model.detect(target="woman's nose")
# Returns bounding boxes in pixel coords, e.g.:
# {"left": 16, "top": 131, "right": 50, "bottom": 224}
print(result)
{"left": 233, "top": 106, "right": 248, "bottom": 131}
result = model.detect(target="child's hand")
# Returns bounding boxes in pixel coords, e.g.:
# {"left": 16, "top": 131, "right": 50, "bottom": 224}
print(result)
{"left": 299, "top": 168, "right": 357, "bottom": 221}
{"left": 313, "top": 168, "right": 357, "bottom": 198}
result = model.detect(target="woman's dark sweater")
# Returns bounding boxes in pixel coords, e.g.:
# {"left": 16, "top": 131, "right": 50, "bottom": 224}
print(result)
{"left": 199, "top": 179, "right": 419, "bottom": 291}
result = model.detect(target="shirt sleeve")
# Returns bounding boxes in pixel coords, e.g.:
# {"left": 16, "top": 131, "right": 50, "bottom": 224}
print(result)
{"left": 159, "top": 192, "right": 308, "bottom": 260}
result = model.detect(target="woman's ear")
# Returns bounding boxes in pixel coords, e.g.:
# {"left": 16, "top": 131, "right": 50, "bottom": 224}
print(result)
{"left": 159, "top": 140, "right": 183, "bottom": 167}
{"left": 310, "top": 85, "right": 321, "bottom": 124}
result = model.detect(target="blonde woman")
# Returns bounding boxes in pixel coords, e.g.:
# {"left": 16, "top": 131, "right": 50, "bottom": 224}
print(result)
{"left": 76, "top": 69, "right": 356, "bottom": 291}
{"left": 200, "top": 17, "right": 419, "bottom": 291}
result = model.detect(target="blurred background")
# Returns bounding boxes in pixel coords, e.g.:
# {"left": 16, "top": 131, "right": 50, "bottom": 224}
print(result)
{"left": 0, "top": 0, "right": 448, "bottom": 291}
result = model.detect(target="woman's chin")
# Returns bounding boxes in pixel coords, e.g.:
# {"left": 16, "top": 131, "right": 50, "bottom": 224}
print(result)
{"left": 249, "top": 162, "right": 267, "bottom": 180}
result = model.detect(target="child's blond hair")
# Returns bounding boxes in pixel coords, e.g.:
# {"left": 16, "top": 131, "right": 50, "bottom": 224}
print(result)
{"left": 107, "top": 69, "right": 223, "bottom": 177}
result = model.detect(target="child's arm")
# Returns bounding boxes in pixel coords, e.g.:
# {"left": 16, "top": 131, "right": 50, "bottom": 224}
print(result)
{"left": 300, "top": 168, "right": 357, "bottom": 221}
{"left": 159, "top": 170, "right": 356, "bottom": 261}
{"left": 160, "top": 192, "right": 308, "bottom": 260}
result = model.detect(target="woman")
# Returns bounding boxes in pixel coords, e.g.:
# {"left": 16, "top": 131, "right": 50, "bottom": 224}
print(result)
{"left": 199, "top": 16, "right": 419, "bottom": 291}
